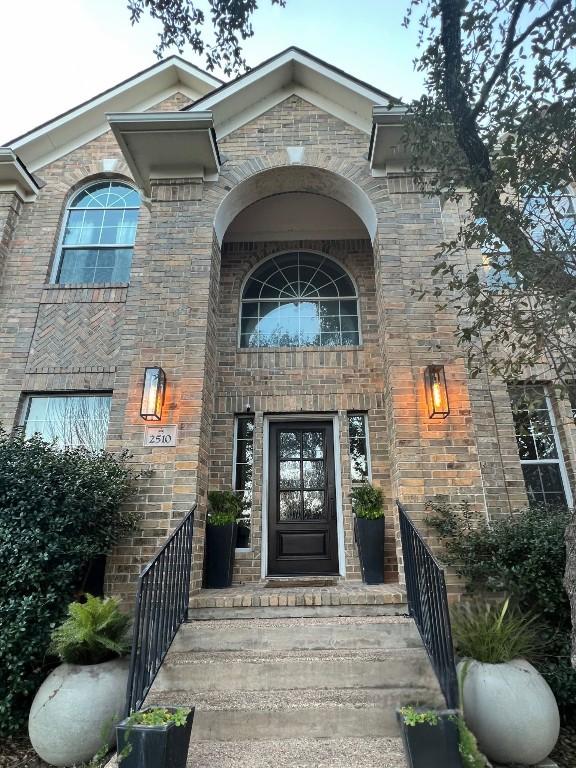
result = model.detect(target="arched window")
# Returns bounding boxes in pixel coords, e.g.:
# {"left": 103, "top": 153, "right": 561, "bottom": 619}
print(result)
{"left": 54, "top": 180, "right": 140, "bottom": 284}
{"left": 240, "top": 252, "right": 360, "bottom": 348}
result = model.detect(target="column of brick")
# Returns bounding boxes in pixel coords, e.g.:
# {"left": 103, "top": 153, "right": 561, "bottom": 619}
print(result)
{"left": 105, "top": 179, "right": 220, "bottom": 603}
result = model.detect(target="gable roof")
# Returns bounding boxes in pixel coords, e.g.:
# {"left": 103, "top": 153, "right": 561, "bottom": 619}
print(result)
{"left": 6, "top": 48, "right": 397, "bottom": 174}
{"left": 7, "top": 56, "right": 222, "bottom": 172}
{"left": 185, "top": 47, "right": 398, "bottom": 138}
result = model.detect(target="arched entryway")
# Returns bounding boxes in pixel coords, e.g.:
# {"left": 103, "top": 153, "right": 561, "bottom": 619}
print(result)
{"left": 208, "top": 164, "right": 399, "bottom": 585}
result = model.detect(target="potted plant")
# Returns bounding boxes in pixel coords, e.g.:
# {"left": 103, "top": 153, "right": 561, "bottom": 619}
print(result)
{"left": 204, "top": 490, "right": 243, "bottom": 588}
{"left": 397, "top": 705, "right": 489, "bottom": 768}
{"left": 28, "top": 594, "right": 130, "bottom": 767}
{"left": 351, "top": 482, "right": 385, "bottom": 584}
{"left": 117, "top": 706, "right": 194, "bottom": 768}
{"left": 453, "top": 598, "right": 560, "bottom": 765}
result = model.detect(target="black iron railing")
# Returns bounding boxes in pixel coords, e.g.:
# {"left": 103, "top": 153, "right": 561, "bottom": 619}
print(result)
{"left": 124, "top": 504, "right": 196, "bottom": 715}
{"left": 397, "top": 500, "right": 459, "bottom": 709}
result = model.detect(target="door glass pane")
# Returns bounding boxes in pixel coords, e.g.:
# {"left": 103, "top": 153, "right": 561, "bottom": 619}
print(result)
{"left": 279, "top": 431, "right": 300, "bottom": 459}
{"left": 302, "top": 431, "right": 323, "bottom": 458}
{"left": 280, "top": 461, "right": 300, "bottom": 489}
{"left": 279, "top": 491, "right": 301, "bottom": 520}
{"left": 303, "top": 460, "right": 324, "bottom": 488}
{"left": 303, "top": 490, "right": 325, "bottom": 519}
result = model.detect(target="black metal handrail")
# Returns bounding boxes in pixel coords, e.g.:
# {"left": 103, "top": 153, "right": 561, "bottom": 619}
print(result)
{"left": 124, "top": 503, "right": 196, "bottom": 716}
{"left": 397, "top": 500, "right": 459, "bottom": 709}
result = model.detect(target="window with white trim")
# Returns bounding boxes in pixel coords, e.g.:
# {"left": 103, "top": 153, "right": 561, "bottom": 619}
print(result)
{"left": 509, "top": 386, "right": 572, "bottom": 507}
{"left": 54, "top": 181, "right": 140, "bottom": 285}
{"left": 347, "top": 413, "right": 371, "bottom": 484}
{"left": 233, "top": 416, "right": 254, "bottom": 547}
{"left": 23, "top": 394, "right": 112, "bottom": 452}
{"left": 240, "top": 252, "right": 360, "bottom": 349}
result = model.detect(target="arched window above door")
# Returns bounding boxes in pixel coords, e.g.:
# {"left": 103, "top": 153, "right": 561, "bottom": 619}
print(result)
{"left": 240, "top": 252, "right": 360, "bottom": 348}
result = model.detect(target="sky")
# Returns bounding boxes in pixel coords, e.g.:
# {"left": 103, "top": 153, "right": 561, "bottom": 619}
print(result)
{"left": 1, "top": 0, "right": 425, "bottom": 144}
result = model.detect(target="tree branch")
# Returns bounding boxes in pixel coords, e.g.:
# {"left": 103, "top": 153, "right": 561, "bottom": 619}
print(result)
{"left": 471, "top": 0, "right": 572, "bottom": 120}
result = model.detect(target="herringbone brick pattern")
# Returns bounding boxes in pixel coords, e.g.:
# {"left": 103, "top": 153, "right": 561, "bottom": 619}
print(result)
{"left": 26, "top": 302, "right": 123, "bottom": 373}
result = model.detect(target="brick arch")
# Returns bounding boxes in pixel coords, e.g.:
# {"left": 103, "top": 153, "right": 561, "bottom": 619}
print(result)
{"left": 214, "top": 153, "right": 385, "bottom": 245}
{"left": 48, "top": 161, "right": 136, "bottom": 198}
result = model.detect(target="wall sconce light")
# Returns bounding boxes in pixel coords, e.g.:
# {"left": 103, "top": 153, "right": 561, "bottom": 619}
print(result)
{"left": 424, "top": 365, "right": 450, "bottom": 419}
{"left": 140, "top": 367, "right": 166, "bottom": 421}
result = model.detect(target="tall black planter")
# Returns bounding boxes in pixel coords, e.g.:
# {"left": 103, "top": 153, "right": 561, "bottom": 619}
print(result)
{"left": 354, "top": 516, "right": 385, "bottom": 584}
{"left": 116, "top": 707, "right": 195, "bottom": 768}
{"left": 205, "top": 521, "right": 237, "bottom": 588}
{"left": 397, "top": 709, "right": 463, "bottom": 768}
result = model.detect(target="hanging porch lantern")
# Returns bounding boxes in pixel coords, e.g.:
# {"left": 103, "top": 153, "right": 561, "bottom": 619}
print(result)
{"left": 140, "top": 367, "right": 166, "bottom": 421}
{"left": 424, "top": 365, "right": 450, "bottom": 419}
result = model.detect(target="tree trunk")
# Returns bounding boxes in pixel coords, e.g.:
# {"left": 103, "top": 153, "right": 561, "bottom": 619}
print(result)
{"left": 564, "top": 513, "right": 576, "bottom": 668}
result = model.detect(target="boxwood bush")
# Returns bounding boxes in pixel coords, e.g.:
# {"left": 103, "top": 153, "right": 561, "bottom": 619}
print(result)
{"left": 0, "top": 427, "right": 139, "bottom": 736}
{"left": 425, "top": 500, "right": 576, "bottom": 712}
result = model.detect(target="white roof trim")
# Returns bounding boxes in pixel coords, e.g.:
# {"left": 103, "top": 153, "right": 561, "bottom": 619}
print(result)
{"left": 108, "top": 112, "right": 220, "bottom": 195}
{"left": 187, "top": 48, "right": 395, "bottom": 138}
{"left": 0, "top": 148, "right": 40, "bottom": 201}
{"left": 7, "top": 57, "right": 221, "bottom": 173}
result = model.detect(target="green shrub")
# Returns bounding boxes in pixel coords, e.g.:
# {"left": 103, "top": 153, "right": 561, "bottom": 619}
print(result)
{"left": 0, "top": 428, "right": 139, "bottom": 736}
{"left": 450, "top": 598, "right": 542, "bottom": 663}
{"left": 50, "top": 594, "right": 130, "bottom": 665}
{"left": 426, "top": 499, "right": 576, "bottom": 711}
{"left": 207, "top": 490, "right": 244, "bottom": 526}
{"left": 351, "top": 483, "right": 384, "bottom": 519}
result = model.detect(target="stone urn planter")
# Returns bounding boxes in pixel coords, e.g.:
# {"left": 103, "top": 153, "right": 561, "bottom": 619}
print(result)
{"left": 28, "top": 594, "right": 131, "bottom": 767}
{"left": 29, "top": 657, "right": 129, "bottom": 766}
{"left": 458, "top": 658, "right": 560, "bottom": 765}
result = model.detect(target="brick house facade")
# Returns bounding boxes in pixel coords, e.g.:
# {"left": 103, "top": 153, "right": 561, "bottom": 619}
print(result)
{"left": 1, "top": 49, "right": 574, "bottom": 604}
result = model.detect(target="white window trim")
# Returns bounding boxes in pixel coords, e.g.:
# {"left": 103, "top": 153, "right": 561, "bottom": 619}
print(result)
{"left": 261, "top": 413, "right": 346, "bottom": 579}
{"left": 237, "top": 250, "right": 363, "bottom": 350}
{"left": 232, "top": 414, "right": 254, "bottom": 552}
{"left": 50, "top": 179, "right": 140, "bottom": 285}
{"left": 516, "top": 387, "right": 574, "bottom": 509}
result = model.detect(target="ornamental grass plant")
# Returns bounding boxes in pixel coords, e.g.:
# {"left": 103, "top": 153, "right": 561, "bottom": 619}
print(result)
{"left": 450, "top": 597, "right": 542, "bottom": 664}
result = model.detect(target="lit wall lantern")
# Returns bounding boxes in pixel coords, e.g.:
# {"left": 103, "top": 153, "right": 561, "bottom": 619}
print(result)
{"left": 140, "top": 367, "right": 166, "bottom": 421}
{"left": 424, "top": 365, "right": 450, "bottom": 419}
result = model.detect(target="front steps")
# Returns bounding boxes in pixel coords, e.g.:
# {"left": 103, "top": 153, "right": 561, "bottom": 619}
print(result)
{"left": 145, "top": 610, "right": 443, "bottom": 766}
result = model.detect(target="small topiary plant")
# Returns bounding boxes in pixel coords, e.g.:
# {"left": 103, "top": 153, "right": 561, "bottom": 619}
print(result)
{"left": 50, "top": 594, "right": 131, "bottom": 665}
{"left": 207, "top": 490, "right": 244, "bottom": 526}
{"left": 351, "top": 482, "right": 384, "bottom": 519}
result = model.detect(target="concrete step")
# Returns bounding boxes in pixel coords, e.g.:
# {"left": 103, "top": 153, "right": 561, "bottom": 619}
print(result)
{"left": 107, "top": 736, "right": 408, "bottom": 767}
{"left": 153, "top": 647, "right": 439, "bottom": 693}
{"left": 173, "top": 616, "right": 422, "bottom": 653}
{"left": 189, "top": 602, "right": 408, "bottom": 620}
{"left": 145, "top": 687, "right": 443, "bottom": 740}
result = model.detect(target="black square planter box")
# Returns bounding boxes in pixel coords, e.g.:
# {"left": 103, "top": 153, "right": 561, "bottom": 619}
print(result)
{"left": 355, "top": 516, "right": 385, "bottom": 584}
{"left": 397, "top": 709, "right": 463, "bottom": 768}
{"left": 205, "top": 521, "right": 237, "bottom": 588}
{"left": 116, "top": 707, "right": 195, "bottom": 768}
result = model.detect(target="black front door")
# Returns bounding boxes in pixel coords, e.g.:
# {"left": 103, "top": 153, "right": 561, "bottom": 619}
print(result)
{"left": 268, "top": 421, "right": 339, "bottom": 575}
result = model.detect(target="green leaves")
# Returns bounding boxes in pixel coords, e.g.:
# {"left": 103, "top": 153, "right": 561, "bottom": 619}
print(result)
{"left": 127, "top": 707, "right": 191, "bottom": 728}
{"left": 425, "top": 499, "right": 576, "bottom": 709}
{"left": 50, "top": 595, "right": 131, "bottom": 665}
{"left": 351, "top": 482, "right": 385, "bottom": 519}
{"left": 0, "top": 427, "right": 139, "bottom": 735}
{"left": 207, "top": 490, "right": 245, "bottom": 526}
{"left": 451, "top": 598, "right": 543, "bottom": 664}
